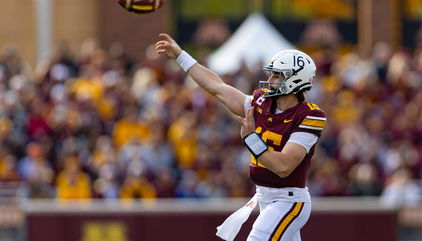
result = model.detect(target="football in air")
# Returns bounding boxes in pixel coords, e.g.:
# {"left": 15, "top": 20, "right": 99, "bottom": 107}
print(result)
{"left": 116, "top": 0, "right": 164, "bottom": 14}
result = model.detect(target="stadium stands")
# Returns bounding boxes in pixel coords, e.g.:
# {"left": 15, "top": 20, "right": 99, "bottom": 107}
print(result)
{"left": 0, "top": 39, "right": 420, "bottom": 205}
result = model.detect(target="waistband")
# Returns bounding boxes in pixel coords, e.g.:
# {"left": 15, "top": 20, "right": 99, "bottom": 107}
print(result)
{"left": 256, "top": 185, "right": 311, "bottom": 203}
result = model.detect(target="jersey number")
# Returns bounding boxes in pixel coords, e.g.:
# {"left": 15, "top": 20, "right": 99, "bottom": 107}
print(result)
{"left": 252, "top": 127, "right": 283, "bottom": 167}
{"left": 307, "top": 103, "right": 320, "bottom": 110}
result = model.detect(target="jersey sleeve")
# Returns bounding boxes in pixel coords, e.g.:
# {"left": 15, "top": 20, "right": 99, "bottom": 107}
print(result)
{"left": 293, "top": 107, "right": 327, "bottom": 137}
{"left": 287, "top": 132, "right": 318, "bottom": 153}
{"left": 243, "top": 95, "right": 253, "bottom": 116}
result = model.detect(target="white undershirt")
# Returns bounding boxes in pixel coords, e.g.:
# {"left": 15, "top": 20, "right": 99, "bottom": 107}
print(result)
{"left": 243, "top": 95, "right": 318, "bottom": 153}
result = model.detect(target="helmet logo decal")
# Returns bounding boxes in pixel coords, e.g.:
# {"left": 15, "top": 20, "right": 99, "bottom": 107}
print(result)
{"left": 291, "top": 66, "right": 304, "bottom": 76}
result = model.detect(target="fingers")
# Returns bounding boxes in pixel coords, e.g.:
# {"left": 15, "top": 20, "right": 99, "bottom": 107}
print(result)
{"left": 239, "top": 108, "right": 255, "bottom": 138}
{"left": 155, "top": 40, "right": 167, "bottom": 46}
{"left": 156, "top": 33, "right": 183, "bottom": 58}
{"left": 236, "top": 115, "right": 246, "bottom": 126}
{"left": 156, "top": 34, "right": 174, "bottom": 55}
{"left": 155, "top": 33, "right": 172, "bottom": 50}
{"left": 245, "top": 107, "right": 255, "bottom": 129}
{"left": 155, "top": 40, "right": 169, "bottom": 55}
{"left": 238, "top": 107, "right": 254, "bottom": 126}
{"left": 155, "top": 41, "right": 167, "bottom": 49}
{"left": 247, "top": 107, "right": 254, "bottom": 119}
{"left": 159, "top": 33, "right": 173, "bottom": 42}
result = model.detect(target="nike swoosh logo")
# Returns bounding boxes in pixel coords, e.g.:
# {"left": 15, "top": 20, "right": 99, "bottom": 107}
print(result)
{"left": 284, "top": 119, "right": 293, "bottom": 123}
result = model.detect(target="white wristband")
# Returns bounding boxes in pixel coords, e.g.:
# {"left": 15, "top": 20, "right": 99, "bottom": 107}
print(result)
{"left": 243, "top": 132, "right": 268, "bottom": 158}
{"left": 176, "top": 51, "right": 197, "bottom": 72}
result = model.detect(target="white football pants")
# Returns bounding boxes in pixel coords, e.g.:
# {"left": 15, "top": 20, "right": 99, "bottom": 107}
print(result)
{"left": 247, "top": 186, "right": 312, "bottom": 241}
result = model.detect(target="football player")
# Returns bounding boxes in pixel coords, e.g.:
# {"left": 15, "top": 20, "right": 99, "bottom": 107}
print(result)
{"left": 155, "top": 33, "right": 326, "bottom": 241}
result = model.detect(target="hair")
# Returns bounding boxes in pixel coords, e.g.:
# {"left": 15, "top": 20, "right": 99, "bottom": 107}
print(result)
{"left": 295, "top": 92, "right": 305, "bottom": 102}
{"left": 294, "top": 87, "right": 310, "bottom": 102}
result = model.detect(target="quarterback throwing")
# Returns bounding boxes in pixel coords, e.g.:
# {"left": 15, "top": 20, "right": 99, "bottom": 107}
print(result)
{"left": 155, "top": 33, "right": 326, "bottom": 241}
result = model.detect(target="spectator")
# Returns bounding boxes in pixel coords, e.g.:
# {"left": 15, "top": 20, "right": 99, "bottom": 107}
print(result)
{"left": 93, "top": 163, "right": 120, "bottom": 199}
{"left": 381, "top": 167, "right": 422, "bottom": 207}
{"left": 119, "top": 159, "right": 157, "bottom": 199}
{"left": 56, "top": 154, "right": 92, "bottom": 199}
{"left": 0, "top": 37, "right": 420, "bottom": 202}
{"left": 167, "top": 111, "right": 198, "bottom": 169}
{"left": 113, "top": 105, "right": 151, "bottom": 149}
{"left": 138, "top": 122, "right": 174, "bottom": 175}
{"left": 176, "top": 170, "right": 201, "bottom": 198}
{"left": 0, "top": 148, "right": 19, "bottom": 182}
{"left": 18, "top": 142, "right": 54, "bottom": 198}
{"left": 347, "top": 162, "right": 383, "bottom": 196}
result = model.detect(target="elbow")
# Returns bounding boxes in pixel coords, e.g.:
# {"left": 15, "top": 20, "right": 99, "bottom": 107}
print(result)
{"left": 259, "top": 153, "right": 299, "bottom": 178}
{"left": 208, "top": 88, "right": 218, "bottom": 96}
{"left": 203, "top": 83, "right": 221, "bottom": 97}
{"left": 274, "top": 167, "right": 293, "bottom": 178}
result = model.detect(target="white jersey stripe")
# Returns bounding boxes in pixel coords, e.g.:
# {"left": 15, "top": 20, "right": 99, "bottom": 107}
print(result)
{"left": 305, "top": 116, "right": 326, "bottom": 121}
{"left": 299, "top": 124, "right": 324, "bottom": 130}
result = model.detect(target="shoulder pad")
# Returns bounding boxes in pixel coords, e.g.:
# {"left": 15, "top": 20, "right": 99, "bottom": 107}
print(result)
{"left": 299, "top": 103, "right": 326, "bottom": 131}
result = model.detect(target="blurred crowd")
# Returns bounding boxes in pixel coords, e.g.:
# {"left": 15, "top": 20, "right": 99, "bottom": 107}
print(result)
{"left": 0, "top": 38, "right": 421, "bottom": 206}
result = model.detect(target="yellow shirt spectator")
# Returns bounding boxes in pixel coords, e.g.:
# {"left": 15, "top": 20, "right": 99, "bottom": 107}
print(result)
{"left": 167, "top": 112, "right": 198, "bottom": 169}
{"left": 113, "top": 107, "right": 151, "bottom": 148}
{"left": 56, "top": 155, "right": 92, "bottom": 199}
{"left": 120, "top": 176, "right": 157, "bottom": 199}
{"left": 70, "top": 78, "right": 103, "bottom": 102}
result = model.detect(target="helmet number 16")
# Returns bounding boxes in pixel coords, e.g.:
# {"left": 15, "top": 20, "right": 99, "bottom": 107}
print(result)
{"left": 293, "top": 55, "right": 305, "bottom": 68}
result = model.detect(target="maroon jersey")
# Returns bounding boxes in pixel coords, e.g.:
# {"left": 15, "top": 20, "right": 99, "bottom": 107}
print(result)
{"left": 248, "top": 89, "right": 326, "bottom": 188}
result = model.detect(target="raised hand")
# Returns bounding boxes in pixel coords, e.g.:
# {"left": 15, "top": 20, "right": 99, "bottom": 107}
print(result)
{"left": 155, "top": 33, "right": 183, "bottom": 59}
{"left": 239, "top": 107, "right": 255, "bottom": 138}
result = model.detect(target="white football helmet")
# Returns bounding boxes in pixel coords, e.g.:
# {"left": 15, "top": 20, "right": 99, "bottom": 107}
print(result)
{"left": 260, "top": 49, "right": 316, "bottom": 97}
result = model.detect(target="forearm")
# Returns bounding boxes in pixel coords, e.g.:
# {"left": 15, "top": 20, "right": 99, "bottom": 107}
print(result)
{"left": 176, "top": 50, "right": 224, "bottom": 95}
{"left": 243, "top": 133, "right": 305, "bottom": 178}
{"left": 177, "top": 51, "right": 246, "bottom": 116}
{"left": 256, "top": 151, "right": 292, "bottom": 178}
{"left": 187, "top": 63, "right": 226, "bottom": 96}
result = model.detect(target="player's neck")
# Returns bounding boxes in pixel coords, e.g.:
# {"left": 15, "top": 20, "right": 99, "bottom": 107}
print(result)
{"left": 275, "top": 94, "right": 299, "bottom": 111}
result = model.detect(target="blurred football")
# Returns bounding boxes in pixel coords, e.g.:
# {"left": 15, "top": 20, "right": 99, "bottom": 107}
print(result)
{"left": 116, "top": 0, "right": 164, "bottom": 14}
